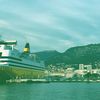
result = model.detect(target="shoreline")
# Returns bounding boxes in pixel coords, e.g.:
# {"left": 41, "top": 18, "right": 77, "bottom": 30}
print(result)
{"left": 2, "top": 78, "right": 100, "bottom": 84}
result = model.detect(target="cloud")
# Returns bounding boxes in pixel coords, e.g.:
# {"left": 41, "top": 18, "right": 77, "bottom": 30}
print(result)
{"left": 0, "top": 20, "right": 9, "bottom": 28}
{"left": 31, "top": 13, "right": 55, "bottom": 26}
{"left": 0, "top": 0, "right": 100, "bottom": 52}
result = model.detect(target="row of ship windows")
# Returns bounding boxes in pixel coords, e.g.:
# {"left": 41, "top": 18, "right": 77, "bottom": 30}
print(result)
{"left": 0, "top": 60, "right": 44, "bottom": 71}
{"left": 8, "top": 64, "right": 44, "bottom": 71}
{"left": 0, "top": 56, "right": 22, "bottom": 61}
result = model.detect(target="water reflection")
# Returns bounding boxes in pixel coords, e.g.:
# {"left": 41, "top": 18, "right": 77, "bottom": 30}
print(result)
{"left": 0, "top": 83, "right": 100, "bottom": 100}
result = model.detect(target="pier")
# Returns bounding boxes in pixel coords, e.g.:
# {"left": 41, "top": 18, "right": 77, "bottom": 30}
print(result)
{"left": 6, "top": 78, "right": 49, "bottom": 83}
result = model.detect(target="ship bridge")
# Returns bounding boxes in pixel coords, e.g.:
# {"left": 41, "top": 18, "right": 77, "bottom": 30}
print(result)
{"left": 0, "top": 40, "right": 17, "bottom": 45}
{"left": 0, "top": 40, "right": 17, "bottom": 50}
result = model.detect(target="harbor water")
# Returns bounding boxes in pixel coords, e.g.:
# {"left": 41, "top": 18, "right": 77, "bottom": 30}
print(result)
{"left": 0, "top": 83, "right": 100, "bottom": 100}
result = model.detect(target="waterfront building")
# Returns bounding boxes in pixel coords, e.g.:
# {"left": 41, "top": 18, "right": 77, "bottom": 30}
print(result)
{"left": 65, "top": 67, "right": 74, "bottom": 78}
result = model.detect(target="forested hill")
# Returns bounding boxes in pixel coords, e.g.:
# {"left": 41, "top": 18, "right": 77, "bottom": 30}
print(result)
{"left": 44, "top": 44, "right": 100, "bottom": 65}
{"left": 33, "top": 44, "right": 100, "bottom": 66}
{"left": 33, "top": 50, "right": 60, "bottom": 61}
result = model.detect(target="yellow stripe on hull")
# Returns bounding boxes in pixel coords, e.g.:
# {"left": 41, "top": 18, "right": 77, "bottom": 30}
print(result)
{"left": 0, "top": 66, "right": 45, "bottom": 79}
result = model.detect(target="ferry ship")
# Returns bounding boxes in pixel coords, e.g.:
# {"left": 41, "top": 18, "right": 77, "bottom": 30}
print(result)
{"left": 0, "top": 40, "right": 45, "bottom": 82}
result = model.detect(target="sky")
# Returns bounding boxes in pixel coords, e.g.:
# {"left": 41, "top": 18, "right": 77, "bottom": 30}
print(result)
{"left": 0, "top": 0, "right": 100, "bottom": 52}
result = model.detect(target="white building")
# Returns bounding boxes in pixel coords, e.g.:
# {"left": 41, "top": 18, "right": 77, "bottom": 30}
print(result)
{"left": 65, "top": 68, "right": 75, "bottom": 78}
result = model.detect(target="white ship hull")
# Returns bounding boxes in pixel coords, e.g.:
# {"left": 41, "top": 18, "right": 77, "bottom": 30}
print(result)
{"left": 0, "top": 40, "right": 45, "bottom": 83}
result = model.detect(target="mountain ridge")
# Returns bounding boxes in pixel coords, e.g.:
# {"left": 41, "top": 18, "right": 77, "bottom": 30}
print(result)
{"left": 33, "top": 43, "right": 100, "bottom": 66}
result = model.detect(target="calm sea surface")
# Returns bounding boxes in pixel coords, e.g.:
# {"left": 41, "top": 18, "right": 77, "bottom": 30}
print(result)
{"left": 0, "top": 82, "right": 100, "bottom": 100}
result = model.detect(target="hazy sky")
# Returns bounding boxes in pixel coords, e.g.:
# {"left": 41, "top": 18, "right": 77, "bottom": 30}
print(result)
{"left": 0, "top": 0, "right": 100, "bottom": 52}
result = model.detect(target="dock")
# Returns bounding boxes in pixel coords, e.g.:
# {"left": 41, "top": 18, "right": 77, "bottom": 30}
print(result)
{"left": 6, "top": 79, "right": 49, "bottom": 83}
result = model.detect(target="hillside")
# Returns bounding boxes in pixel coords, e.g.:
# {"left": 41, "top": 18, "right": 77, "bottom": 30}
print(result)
{"left": 33, "top": 50, "right": 60, "bottom": 61}
{"left": 45, "top": 44, "right": 100, "bottom": 65}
